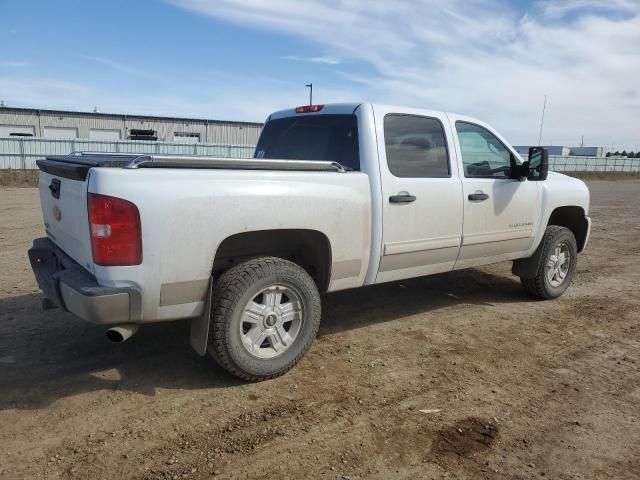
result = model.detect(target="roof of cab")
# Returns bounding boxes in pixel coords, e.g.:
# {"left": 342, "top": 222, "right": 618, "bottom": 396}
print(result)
{"left": 268, "top": 102, "right": 459, "bottom": 121}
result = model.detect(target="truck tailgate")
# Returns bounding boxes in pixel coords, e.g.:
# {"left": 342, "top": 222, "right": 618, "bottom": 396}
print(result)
{"left": 39, "top": 171, "right": 94, "bottom": 273}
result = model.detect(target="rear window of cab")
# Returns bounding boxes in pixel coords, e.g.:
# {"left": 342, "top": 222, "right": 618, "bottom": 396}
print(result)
{"left": 254, "top": 114, "right": 360, "bottom": 171}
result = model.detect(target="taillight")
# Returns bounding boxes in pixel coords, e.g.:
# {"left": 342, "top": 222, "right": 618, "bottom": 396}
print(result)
{"left": 88, "top": 193, "right": 142, "bottom": 266}
{"left": 295, "top": 104, "right": 324, "bottom": 113}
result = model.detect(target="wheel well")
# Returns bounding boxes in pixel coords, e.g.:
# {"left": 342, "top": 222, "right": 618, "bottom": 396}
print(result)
{"left": 547, "top": 206, "right": 588, "bottom": 252}
{"left": 212, "top": 229, "right": 332, "bottom": 292}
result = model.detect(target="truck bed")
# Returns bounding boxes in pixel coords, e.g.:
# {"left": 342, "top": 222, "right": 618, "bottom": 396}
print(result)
{"left": 35, "top": 150, "right": 371, "bottom": 322}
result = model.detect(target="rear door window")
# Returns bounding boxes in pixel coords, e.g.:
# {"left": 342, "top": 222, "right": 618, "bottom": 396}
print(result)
{"left": 383, "top": 114, "right": 450, "bottom": 178}
{"left": 254, "top": 114, "right": 360, "bottom": 171}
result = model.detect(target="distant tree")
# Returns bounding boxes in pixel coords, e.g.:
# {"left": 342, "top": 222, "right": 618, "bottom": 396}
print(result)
{"left": 614, "top": 151, "right": 621, "bottom": 156}
{"left": 606, "top": 152, "right": 612, "bottom": 157}
{"left": 636, "top": 152, "right": 640, "bottom": 159}
{"left": 621, "top": 150, "right": 627, "bottom": 157}
{"left": 629, "top": 151, "right": 636, "bottom": 158}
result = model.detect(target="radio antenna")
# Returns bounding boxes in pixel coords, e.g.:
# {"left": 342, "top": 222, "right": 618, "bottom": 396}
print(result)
{"left": 537, "top": 95, "right": 547, "bottom": 146}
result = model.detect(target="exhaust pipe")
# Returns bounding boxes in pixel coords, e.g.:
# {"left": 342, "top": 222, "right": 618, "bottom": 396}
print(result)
{"left": 106, "top": 324, "right": 139, "bottom": 343}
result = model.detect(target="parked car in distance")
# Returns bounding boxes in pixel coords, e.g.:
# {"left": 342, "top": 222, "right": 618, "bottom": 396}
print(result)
{"left": 29, "top": 103, "right": 591, "bottom": 380}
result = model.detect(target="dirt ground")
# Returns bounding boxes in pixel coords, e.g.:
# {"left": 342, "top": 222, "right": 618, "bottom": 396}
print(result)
{"left": 0, "top": 170, "right": 39, "bottom": 188}
{"left": 1, "top": 180, "right": 639, "bottom": 480}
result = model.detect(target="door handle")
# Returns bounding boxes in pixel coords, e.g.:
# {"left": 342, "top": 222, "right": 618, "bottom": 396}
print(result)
{"left": 468, "top": 192, "right": 489, "bottom": 201}
{"left": 389, "top": 193, "right": 416, "bottom": 204}
{"left": 49, "top": 178, "right": 61, "bottom": 199}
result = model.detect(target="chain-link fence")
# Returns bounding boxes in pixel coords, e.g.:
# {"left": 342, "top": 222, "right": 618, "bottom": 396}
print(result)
{"left": 2, "top": 137, "right": 640, "bottom": 172}
{"left": 548, "top": 156, "right": 640, "bottom": 172}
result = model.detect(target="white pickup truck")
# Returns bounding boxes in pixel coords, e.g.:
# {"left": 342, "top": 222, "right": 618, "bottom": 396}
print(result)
{"left": 29, "top": 103, "right": 591, "bottom": 380}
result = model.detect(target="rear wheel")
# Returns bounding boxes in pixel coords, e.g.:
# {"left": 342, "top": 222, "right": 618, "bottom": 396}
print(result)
{"left": 521, "top": 226, "right": 577, "bottom": 300}
{"left": 207, "top": 257, "right": 321, "bottom": 381}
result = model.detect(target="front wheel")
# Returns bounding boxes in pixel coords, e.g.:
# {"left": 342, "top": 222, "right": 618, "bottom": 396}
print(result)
{"left": 207, "top": 257, "right": 321, "bottom": 381}
{"left": 521, "top": 226, "right": 578, "bottom": 300}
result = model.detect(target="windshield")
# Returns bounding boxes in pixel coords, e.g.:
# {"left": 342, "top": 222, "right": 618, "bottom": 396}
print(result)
{"left": 254, "top": 114, "right": 360, "bottom": 171}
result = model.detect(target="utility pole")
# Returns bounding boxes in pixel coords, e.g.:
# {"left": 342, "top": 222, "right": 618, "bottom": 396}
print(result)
{"left": 537, "top": 95, "right": 547, "bottom": 146}
{"left": 305, "top": 83, "right": 313, "bottom": 106}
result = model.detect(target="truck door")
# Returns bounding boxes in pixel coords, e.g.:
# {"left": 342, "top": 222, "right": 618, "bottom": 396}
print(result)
{"left": 373, "top": 106, "right": 464, "bottom": 284}
{"left": 449, "top": 117, "right": 540, "bottom": 269}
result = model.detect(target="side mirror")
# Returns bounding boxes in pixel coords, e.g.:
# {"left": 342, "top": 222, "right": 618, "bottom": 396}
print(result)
{"left": 526, "top": 146, "right": 549, "bottom": 181}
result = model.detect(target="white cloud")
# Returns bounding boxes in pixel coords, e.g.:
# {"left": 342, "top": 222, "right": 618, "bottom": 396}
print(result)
{"left": 537, "top": 0, "right": 640, "bottom": 18}
{"left": 169, "top": 0, "right": 640, "bottom": 149}
{"left": 283, "top": 55, "right": 341, "bottom": 65}
{"left": 0, "top": 77, "right": 93, "bottom": 109}
{"left": 0, "top": 61, "right": 30, "bottom": 68}
{"left": 79, "top": 55, "right": 149, "bottom": 78}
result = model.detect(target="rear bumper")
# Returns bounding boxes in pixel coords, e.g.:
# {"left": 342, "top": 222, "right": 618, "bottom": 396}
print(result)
{"left": 28, "top": 237, "right": 142, "bottom": 325}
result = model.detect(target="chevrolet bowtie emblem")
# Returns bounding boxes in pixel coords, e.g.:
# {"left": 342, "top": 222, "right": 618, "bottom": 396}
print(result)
{"left": 53, "top": 206, "right": 62, "bottom": 221}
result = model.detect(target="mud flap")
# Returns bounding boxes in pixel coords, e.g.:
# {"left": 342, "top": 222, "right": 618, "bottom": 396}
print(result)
{"left": 512, "top": 241, "right": 545, "bottom": 279}
{"left": 189, "top": 277, "right": 213, "bottom": 356}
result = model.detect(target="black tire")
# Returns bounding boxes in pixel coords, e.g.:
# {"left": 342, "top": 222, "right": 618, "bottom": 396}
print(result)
{"left": 521, "top": 226, "right": 578, "bottom": 300}
{"left": 207, "top": 256, "right": 321, "bottom": 381}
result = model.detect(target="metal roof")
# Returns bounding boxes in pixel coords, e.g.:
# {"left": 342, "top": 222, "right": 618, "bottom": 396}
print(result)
{"left": 0, "top": 106, "right": 263, "bottom": 127}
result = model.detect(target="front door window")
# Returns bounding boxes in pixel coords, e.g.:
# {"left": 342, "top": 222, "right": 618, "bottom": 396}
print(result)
{"left": 456, "top": 122, "right": 513, "bottom": 179}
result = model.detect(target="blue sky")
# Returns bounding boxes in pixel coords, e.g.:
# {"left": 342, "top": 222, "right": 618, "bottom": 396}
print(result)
{"left": 1, "top": 0, "right": 639, "bottom": 149}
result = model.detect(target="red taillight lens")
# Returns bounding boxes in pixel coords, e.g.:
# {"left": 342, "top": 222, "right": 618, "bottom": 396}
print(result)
{"left": 295, "top": 104, "right": 324, "bottom": 113}
{"left": 88, "top": 193, "right": 142, "bottom": 266}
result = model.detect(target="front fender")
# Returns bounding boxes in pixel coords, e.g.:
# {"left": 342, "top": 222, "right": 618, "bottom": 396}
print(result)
{"left": 529, "top": 172, "right": 590, "bottom": 254}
